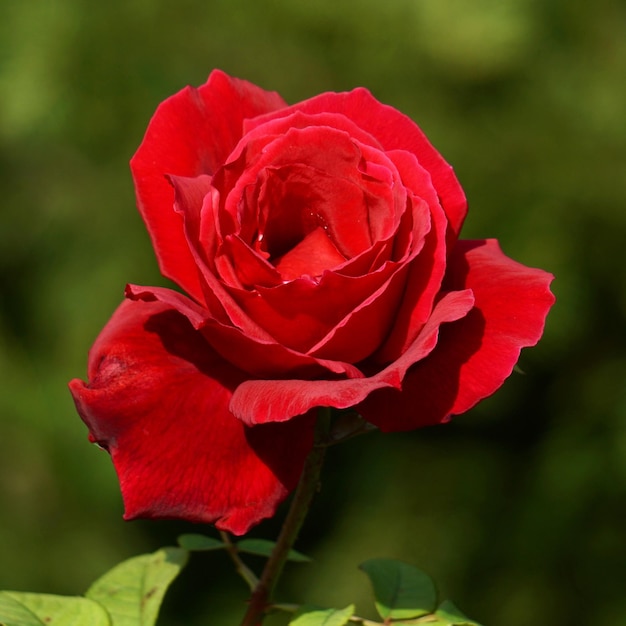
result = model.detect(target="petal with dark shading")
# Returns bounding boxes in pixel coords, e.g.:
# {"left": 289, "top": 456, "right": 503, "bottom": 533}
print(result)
{"left": 125, "top": 283, "right": 364, "bottom": 380}
{"left": 359, "top": 239, "right": 556, "bottom": 431}
{"left": 274, "top": 226, "right": 347, "bottom": 280}
{"left": 374, "top": 151, "right": 450, "bottom": 362}
{"left": 231, "top": 289, "right": 475, "bottom": 425}
{"left": 255, "top": 88, "right": 467, "bottom": 243}
{"left": 235, "top": 261, "right": 399, "bottom": 354}
{"left": 68, "top": 299, "right": 314, "bottom": 534}
{"left": 130, "top": 70, "right": 286, "bottom": 301}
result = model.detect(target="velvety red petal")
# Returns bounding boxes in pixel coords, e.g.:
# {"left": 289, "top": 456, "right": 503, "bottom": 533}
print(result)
{"left": 124, "top": 283, "right": 209, "bottom": 328}
{"left": 68, "top": 299, "right": 315, "bottom": 534}
{"left": 255, "top": 88, "right": 467, "bottom": 243}
{"left": 258, "top": 163, "right": 371, "bottom": 263}
{"left": 235, "top": 262, "right": 399, "bottom": 354}
{"left": 305, "top": 184, "right": 432, "bottom": 363}
{"left": 231, "top": 290, "right": 474, "bottom": 425}
{"left": 307, "top": 261, "right": 409, "bottom": 362}
{"left": 218, "top": 234, "right": 282, "bottom": 289}
{"left": 359, "top": 239, "right": 556, "bottom": 431}
{"left": 130, "top": 70, "right": 286, "bottom": 300}
{"left": 167, "top": 174, "right": 282, "bottom": 341}
{"left": 125, "top": 284, "right": 364, "bottom": 380}
{"left": 375, "top": 151, "right": 450, "bottom": 362}
{"left": 274, "top": 226, "right": 347, "bottom": 280}
{"left": 167, "top": 173, "right": 215, "bottom": 261}
{"left": 218, "top": 126, "right": 398, "bottom": 263}
{"left": 201, "top": 316, "right": 364, "bottom": 379}
{"left": 240, "top": 110, "right": 384, "bottom": 158}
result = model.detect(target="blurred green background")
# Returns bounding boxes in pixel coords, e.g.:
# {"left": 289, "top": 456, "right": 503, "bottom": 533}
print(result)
{"left": 1, "top": 0, "right": 625, "bottom": 624}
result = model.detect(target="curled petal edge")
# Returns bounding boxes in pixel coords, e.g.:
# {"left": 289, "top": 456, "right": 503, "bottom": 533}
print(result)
{"left": 69, "top": 298, "right": 315, "bottom": 535}
{"left": 231, "top": 289, "right": 475, "bottom": 425}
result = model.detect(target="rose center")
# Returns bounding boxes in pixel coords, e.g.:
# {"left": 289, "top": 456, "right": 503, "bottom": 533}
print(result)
{"left": 250, "top": 163, "right": 379, "bottom": 280}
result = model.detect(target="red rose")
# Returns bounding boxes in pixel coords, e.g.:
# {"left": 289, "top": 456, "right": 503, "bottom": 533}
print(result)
{"left": 69, "top": 70, "right": 554, "bottom": 534}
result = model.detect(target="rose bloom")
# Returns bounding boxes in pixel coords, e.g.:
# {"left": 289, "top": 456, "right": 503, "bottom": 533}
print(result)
{"left": 69, "top": 70, "right": 554, "bottom": 535}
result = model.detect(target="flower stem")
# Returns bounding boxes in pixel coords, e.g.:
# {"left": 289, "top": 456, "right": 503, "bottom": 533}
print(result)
{"left": 238, "top": 407, "right": 331, "bottom": 626}
{"left": 219, "top": 531, "right": 259, "bottom": 591}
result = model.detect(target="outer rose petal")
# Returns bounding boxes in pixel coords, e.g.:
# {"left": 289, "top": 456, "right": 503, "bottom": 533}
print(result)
{"left": 130, "top": 70, "right": 286, "bottom": 302}
{"left": 359, "top": 239, "right": 556, "bottom": 431}
{"left": 68, "top": 299, "right": 315, "bottom": 535}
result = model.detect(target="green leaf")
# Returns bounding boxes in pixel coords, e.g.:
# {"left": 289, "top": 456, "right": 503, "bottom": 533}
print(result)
{"left": 85, "top": 547, "right": 188, "bottom": 626}
{"left": 359, "top": 558, "right": 437, "bottom": 620}
{"left": 434, "top": 600, "right": 484, "bottom": 626}
{"left": 0, "top": 593, "right": 41, "bottom": 626}
{"left": 0, "top": 591, "right": 111, "bottom": 626}
{"left": 177, "top": 534, "right": 225, "bottom": 551}
{"left": 236, "top": 539, "right": 311, "bottom": 562}
{"left": 289, "top": 604, "right": 354, "bottom": 626}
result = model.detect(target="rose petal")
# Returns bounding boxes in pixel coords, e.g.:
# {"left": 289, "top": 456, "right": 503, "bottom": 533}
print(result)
{"left": 307, "top": 261, "right": 409, "bottom": 362}
{"left": 214, "top": 141, "right": 414, "bottom": 355}
{"left": 168, "top": 174, "right": 282, "bottom": 341}
{"left": 252, "top": 88, "right": 467, "bottom": 243}
{"left": 359, "top": 239, "right": 556, "bottom": 431}
{"left": 124, "top": 283, "right": 209, "bottom": 328}
{"left": 257, "top": 164, "right": 371, "bottom": 263}
{"left": 218, "top": 126, "right": 398, "bottom": 263}
{"left": 241, "top": 110, "right": 384, "bottom": 158}
{"left": 307, "top": 195, "right": 434, "bottom": 362}
{"left": 219, "top": 234, "right": 282, "bottom": 289}
{"left": 68, "top": 299, "right": 315, "bottom": 534}
{"left": 125, "top": 284, "right": 365, "bottom": 379}
{"left": 231, "top": 289, "right": 475, "bottom": 425}
{"left": 274, "top": 226, "right": 347, "bottom": 280}
{"left": 374, "top": 151, "right": 450, "bottom": 362}
{"left": 233, "top": 261, "right": 400, "bottom": 354}
{"left": 130, "top": 70, "right": 286, "bottom": 300}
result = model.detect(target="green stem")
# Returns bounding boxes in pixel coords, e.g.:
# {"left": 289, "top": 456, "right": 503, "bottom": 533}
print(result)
{"left": 219, "top": 531, "right": 259, "bottom": 591}
{"left": 238, "top": 407, "right": 331, "bottom": 626}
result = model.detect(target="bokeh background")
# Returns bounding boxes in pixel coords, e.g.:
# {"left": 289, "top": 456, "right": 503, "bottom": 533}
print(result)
{"left": 1, "top": 0, "right": 625, "bottom": 624}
